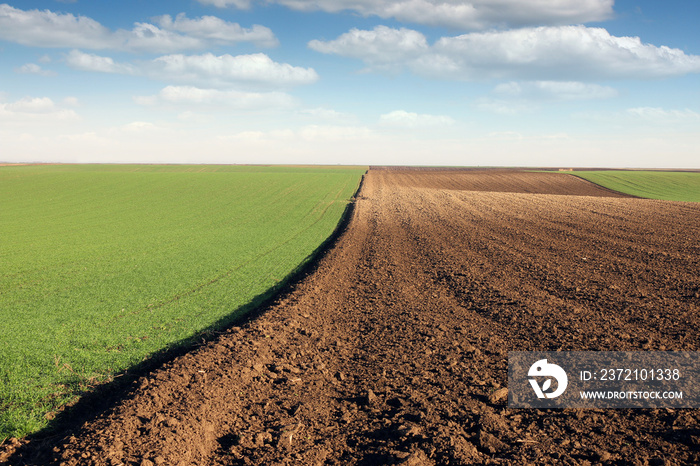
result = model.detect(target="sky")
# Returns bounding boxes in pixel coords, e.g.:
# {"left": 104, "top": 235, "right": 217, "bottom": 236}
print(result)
{"left": 1, "top": 0, "right": 699, "bottom": 167}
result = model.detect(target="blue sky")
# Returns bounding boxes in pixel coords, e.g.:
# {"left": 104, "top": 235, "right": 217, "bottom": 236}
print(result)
{"left": 1, "top": 0, "right": 699, "bottom": 167}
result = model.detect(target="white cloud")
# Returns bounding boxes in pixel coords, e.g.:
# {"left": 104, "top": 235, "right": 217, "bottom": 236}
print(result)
{"left": 0, "top": 96, "right": 79, "bottom": 121}
{"left": 0, "top": 3, "right": 111, "bottom": 49}
{"left": 299, "top": 107, "right": 353, "bottom": 120}
{"left": 309, "top": 26, "right": 428, "bottom": 72}
{"left": 147, "top": 53, "right": 319, "bottom": 88}
{"left": 476, "top": 81, "right": 618, "bottom": 115}
{"left": 6, "top": 97, "right": 55, "bottom": 112}
{"left": 491, "top": 82, "right": 522, "bottom": 96}
{"left": 221, "top": 125, "right": 376, "bottom": 143}
{"left": 431, "top": 26, "right": 700, "bottom": 80}
{"left": 14, "top": 63, "right": 56, "bottom": 76}
{"left": 154, "top": 13, "right": 278, "bottom": 48}
{"left": 0, "top": 4, "right": 275, "bottom": 53}
{"left": 574, "top": 107, "right": 700, "bottom": 130}
{"left": 310, "top": 25, "right": 700, "bottom": 81}
{"left": 473, "top": 97, "right": 533, "bottom": 115}
{"left": 626, "top": 107, "right": 700, "bottom": 121}
{"left": 493, "top": 81, "right": 618, "bottom": 101}
{"left": 16, "top": 63, "right": 41, "bottom": 74}
{"left": 63, "top": 50, "right": 317, "bottom": 89}
{"left": 135, "top": 85, "right": 298, "bottom": 110}
{"left": 65, "top": 50, "right": 137, "bottom": 74}
{"left": 379, "top": 110, "right": 455, "bottom": 127}
{"left": 113, "top": 22, "right": 203, "bottom": 53}
{"left": 199, "top": 0, "right": 613, "bottom": 29}
{"left": 197, "top": 0, "right": 253, "bottom": 8}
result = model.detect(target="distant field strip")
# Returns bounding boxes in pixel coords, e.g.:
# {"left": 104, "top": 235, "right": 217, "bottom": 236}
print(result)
{"left": 0, "top": 164, "right": 365, "bottom": 440}
{"left": 572, "top": 171, "right": 700, "bottom": 202}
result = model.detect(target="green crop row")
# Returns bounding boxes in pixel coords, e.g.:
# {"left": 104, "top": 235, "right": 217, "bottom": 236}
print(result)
{"left": 572, "top": 170, "right": 700, "bottom": 202}
{"left": 0, "top": 164, "right": 365, "bottom": 440}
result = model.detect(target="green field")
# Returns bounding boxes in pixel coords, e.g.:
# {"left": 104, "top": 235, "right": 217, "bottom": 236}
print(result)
{"left": 0, "top": 164, "right": 365, "bottom": 440}
{"left": 572, "top": 170, "right": 700, "bottom": 202}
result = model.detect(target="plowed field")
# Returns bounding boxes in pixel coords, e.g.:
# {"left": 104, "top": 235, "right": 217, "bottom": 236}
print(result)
{"left": 4, "top": 168, "right": 700, "bottom": 465}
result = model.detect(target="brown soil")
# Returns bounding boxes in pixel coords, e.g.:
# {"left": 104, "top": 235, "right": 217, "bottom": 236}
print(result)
{"left": 3, "top": 168, "right": 700, "bottom": 465}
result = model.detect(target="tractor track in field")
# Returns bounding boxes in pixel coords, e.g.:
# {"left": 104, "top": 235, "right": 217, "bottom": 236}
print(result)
{"left": 3, "top": 168, "right": 700, "bottom": 465}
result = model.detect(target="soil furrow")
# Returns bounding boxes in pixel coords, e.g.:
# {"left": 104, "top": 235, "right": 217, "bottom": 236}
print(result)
{"left": 3, "top": 168, "right": 699, "bottom": 465}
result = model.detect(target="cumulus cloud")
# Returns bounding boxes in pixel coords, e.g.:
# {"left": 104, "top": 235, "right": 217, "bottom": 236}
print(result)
{"left": 299, "top": 107, "right": 353, "bottom": 120}
{"left": 65, "top": 50, "right": 137, "bottom": 74}
{"left": 379, "top": 110, "right": 455, "bottom": 127}
{"left": 431, "top": 26, "right": 700, "bottom": 80}
{"left": 197, "top": 0, "right": 253, "bottom": 8}
{"left": 626, "top": 107, "right": 700, "bottom": 121}
{"left": 14, "top": 63, "right": 56, "bottom": 76}
{"left": 135, "top": 85, "right": 298, "bottom": 110}
{"left": 153, "top": 13, "right": 278, "bottom": 48}
{"left": 6, "top": 97, "right": 56, "bottom": 113}
{"left": 0, "top": 96, "right": 79, "bottom": 121}
{"left": 493, "top": 81, "right": 618, "bottom": 101}
{"left": 0, "top": 4, "right": 275, "bottom": 53}
{"left": 63, "top": 50, "right": 317, "bottom": 89}
{"left": 309, "top": 26, "right": 427, "bottom": 72}
{"left": 475, "top": 81, "right": 618, "bottom": 115}
{"left": 473, "top": 98, "right": 534, "bottom": 115}
{"left": 147, "top": 53, "right": 319, "bottom": 88}
{"left": 198, "top": 0, "right": 613, "bottom": 29}
{"left": 310, "top": 25, "right": 700, "bottom": 81}
{"left": 0, "top": 3, "right": 111, "bottom": 48}
{"left": 574, "top": 107, "right": 700, "bottom": 130}
{"left": 114, "top": 22, "right": 204, "bottom": 53}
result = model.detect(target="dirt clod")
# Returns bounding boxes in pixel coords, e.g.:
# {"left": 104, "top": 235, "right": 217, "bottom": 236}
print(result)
{"left": 488, "top": 387, "right": 508, "bottom": 404}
